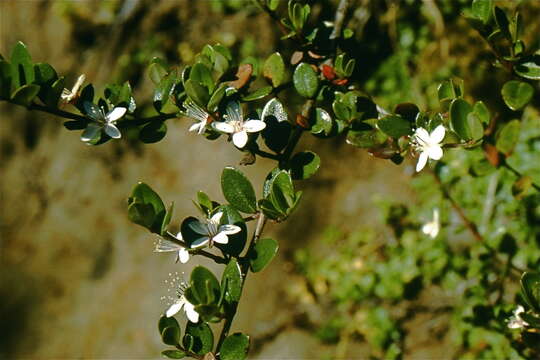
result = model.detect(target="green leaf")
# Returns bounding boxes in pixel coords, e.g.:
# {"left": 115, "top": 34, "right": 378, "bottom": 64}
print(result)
{"left": 148, "top": 57, "right": 168, "bottom": 85}
{"left": 207, "top": 83, "right": 227, "bottom": 112}
{"left": 0, "top": 60, "right": 12, "bottom": 99}
{"left": 501, "top": 80, "right": 534, "bottom": 111}
{"left": 184, "top": 322, "right": 214, "bottom": 355}
{"left": 471, "top": 0, "right": 492, "bottom": 23}
{"left": 514, "top": 56, "right": 540, "bottom": 80}
{"left": 268, "top": 0, "right": 280, "bottom": 11}
{"left": 161, "top": 350, "right": 186, "bottom": 359}
{"left": 293, "top": 63, "right": 319, "bottom": 98}
{"left": 346, "top": 124, "right": 387, "bottom": 149}
{"left": 377, "top": 115, "right": 412, "bottom": 138}
{"left": 34, "top": 63, "right": 57, "bottom": 86}
{"left": 494, "top": 6, "right": 511, "bottom": 40}
{"left": 185, "top": 79, "right": 210, "bottom": 108}
{"left": 159, "top": 315, "right": 180, "bottom": 335}
{"left": 449, "top": 98, "right": 473, "bottom": 140}
{"left": 44, "top": 77, "right": 65, "bottom": 108}
{"left": 270, "top": 171, "right": 296, "bottom": 214}
{"left": 10, "top": 41, "right": 34, "bottom": 89}
{"left": 190, "top": 266, "right": 221, "bottom": 305}
{"left": 161, "top": 202, "right": 174, "bottom": 235}
{"left": 140, "top": 121, "right": 167, "bottom": 143}
{"left": 196, "top": 191, "right": 213, "bottom": 215}
{"left": 162, "top": 326, "right": 180, "bottom": 346}
{"left": 127, "top": 182, "right": 166, "bottom": 233}
{"left": 221, "top": 258, "right": 243, "bottom": 305}
{"left": 311, "top": 108, "right": 333, "bottom": 137}
{"left": 263, "top": 52, "right": 286, "bottom": 88}
{"left": 221, "top": 167, "right": 257, "bottom": 214}
{"left": 154, "top": 73, "right": 178, "bottom": 112}
{"left": 496, "top": 119, "right": 521, "bottom": 156}
{"left": 289, "top": 151, "right": 320, "bottom": 180}
{"left": 214, "top": 205, "right": 247, "bottom": 257}
{"left": 241, "top": 86, "right": 272, "bottom": 102}
{"left": 521, "top": 272, "right": 540, "bottom": 313}
{"left": 10, "top": 84, "right": 40, "bottom": 107}
{"left": 220, "top": 333, "right": 250, "bottom": 360}
{"left": 249, "top": 238, "right": 278, "bottom": 273}
{"left": 190, "top": 63, "right": 215, "bottom": 93}
{"left": 473, "top": 101, "right": 490, "bottom": 124}
{"left": 512, "top": 176, "right": 532, "bottom": 200}
{"left": 466, "top": 112, "right": 484, "bottom": 141}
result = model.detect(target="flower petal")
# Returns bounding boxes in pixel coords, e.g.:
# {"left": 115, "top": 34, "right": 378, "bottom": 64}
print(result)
{"left": 219, "top": 224, "right": 241, "bottom": 235}
{"left": 430, "top": 125, "right": 446, "bottom": 143}
{"left": 213, "top": 122, "right": 235, "bottom": 133}
{"left": 191, "top": 236, "right": 210, "bottom": 248}
{"left": 189, "top": 122, "right": 202, "bottom": 132}
{"left": 104, "top": 123, "right": 122, "bottom": 139}
{"left": 106, "top": 107, "right": 127, "bottom": 122}
{"left": 176, "top": 232, "right": 183, "bottom": 240}
{"left": 81, "top": 123, "right": 102, "bottom": 142}
{"left": 84, "top": 102, "right": 103, "bottom": 121}
{"left": 243, "top": 120, "right": 266, "bottom": 133}
{"left": 178, "top": 248, "right": 190, "bottom": 264}
{"left": 225, "top": 101, "right": 242, "bottom": 123}
{"left": 426, "top": 145, "right": 443, "bottom": 160}
{"left": 414, "top": 128, "right": 431, "bottom": 145}
{"left": 165, "top": 300, "right": 184, "bottom": 318}
{"left": 154, "top": 237, "right": 182, "bottom": 252}
{"left": 416, "top": 152, "right": 428, "bottom": 172}
{"left": 188, "top": 219, "right": 209, "bottom": 235}
{"left": 232, "top": 130, "right": 248, "bottom": 148}
{"left": 210, "top": 212, "right": 223, "bottom": 224}
{"left": 184, "top": 301, "right": 200, "bottom": 323}
{"left": 212, "top": 232, "right": 229, "bottom": 244}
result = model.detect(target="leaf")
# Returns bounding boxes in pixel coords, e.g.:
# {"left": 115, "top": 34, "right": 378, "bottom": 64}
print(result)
{"left": 184, "top": 79, "right": 210, "bottom": 108}
{"left": 241, "top": 86, "right": 272, "bottom": 102}
{"left": 207, "top": 83, "right": 227, "bottom": 112}
{"left": 34, "top": 63, "right": 57, "bottom": 86}
{"left": 466, "top": 112, "right": 484, "bottom": 141}
{"left": 161, "top": 350, "right": 186, "bottom": 359}
{"left": 496, "top": 119, "right": 521, "bottom": 156}
{"left": 449, "top": 98, "right": 473, "bottom": 140}
{"left": 10, "top": 84, "right": 40, "bottom": 107}
{"left": 0, "top": 60, "right": 12, "bottom": 99}
{"left": 140, "top": 121, "right": 167, "bottom": 143}
{"left": 214, "top": 205, "right": 247, "bottom": 257}
{"left": 220, "top": 333, "right": 250, "bottom": 360}
{"left": 162, "top": 326, "right": 180, "bottom": 346}
{"left": 471, "top": 0, "right": 492, "bottom": 23}
{"left": 501, "top": 80, "right": 534, "bottom": 111}
{"left": 263, "top": 52, "right": 286, "bottom": 88}
{"left": 159, "top": 315, "right": 181, "bottom": 335}
{"left": 270, "top": 171, "right": 296, "bottom": 214}
{"left": 311, "top": 108, "right": 333, "bottom": 137}
{"left": 221, "top": 167, "right": 257, "bottom": 214}
{"left": 346, "top": 121, "right": 387, "bottom": 149}
{"left": 226, "top": 64, "right": 252, "bottom": 90}
{"left": 261, "top": 98, "right": 287, "bottom": 123}
{"left": 289, "top": 151, "right": 320, "bottom": 180}
{"left": 249, "top": 238, "right": 278, "bottom": 273}
{"left": 521, "top": 272, "right": 540, "bottom": 313}
{"left": 293, "top": 63, "right": 319, "bottom": 98}
{"left": 161, "top": 202, "right": 174, "bottom": 235}
{"left": 190, "top": 63, "right": 215, "bottom": 93}
{"left": 154, "top": 73, "right": 178, "bottom": 112}
{"left": 512, "top": 176, "right": 532, "bottom": 200}
{"left": 473, "top": 101, "right": 490, "bottom": 124}
{"left": 10, "top": 41, "right": 34, "bottom": 89}
{"left": 148, "top": 57, "right": 168, "bottom": 84}
{"left": 127, "top": 182, "right": 166, "bottom": 234}
{"left": 221, "top": 258, "right": 243, "bottom": 305}
{"left": 190, "top": 266, "right": 221, "bottom": 305}
{"left": 494, "top": 6, "right": 511, "bottom": 40}
{"left": 184, "top": 322, "right": 214, "bottom": 355}
{"left": 377, "top": 115, "right": 412, "bottom": 138}
{"left": 44, "top": 77, "right": 65, "bottom": 108}
{"left": 394, "top": 103, "right": 419, "bottom": 123}
{"left": 514, "top": 55, "right": 540, "bottom": 80}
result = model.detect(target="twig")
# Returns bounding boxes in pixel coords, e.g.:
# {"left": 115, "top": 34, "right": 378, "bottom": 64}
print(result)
{"left": 503, "top": 160, "right": 540, "bottom": 192}
{"left": 330, "top": 0, "right": 351, "bottom": 40}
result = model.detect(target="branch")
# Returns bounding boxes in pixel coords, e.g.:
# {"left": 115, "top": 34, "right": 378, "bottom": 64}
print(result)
{"left": 330, "top": 0, "right": 351, "bottom": 40}
{"left": 502, "top": 160, "right": 540, "bottom": 192}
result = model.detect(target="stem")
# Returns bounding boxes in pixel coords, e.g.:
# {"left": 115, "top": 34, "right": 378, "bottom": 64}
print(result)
{"left": 503, "top": 160, "right": 540, "bottom": 192}
{"left": 279, "top": 98, "right": 313, "bottom": 166}
{"left": 330, "top": 0, "right": 350, "bottom": 40}
{"left": 164, "top": 231, "right": 227, "bottom": 264}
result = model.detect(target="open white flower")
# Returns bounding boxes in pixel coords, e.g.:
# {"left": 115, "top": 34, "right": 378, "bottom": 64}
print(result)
{"left": 184, "top": 101, "right": 210, "bottom": 135}
{"left": 60, "top": 74, "right": 86, "bottom": 104}
{"left": 422, "top": 209, "right": 440, "bottom": 239}
{"left": 154, "top": 232, "right": 190, "bottom": 264}
{"left": 81, "top": 101, "right": 127, "bottom": 142}
{"left": 212, "top": 101, "right": 266, "bottom": 148}
{"left": 163, "top": 273, "right": 199, "bottom": 323}
{"left": 412, "top": 125, "right": 445, "bottom": 172}
{"left": 190, "top": 211, "right": 241, "bottom": 248}
{"left": 507, "top": 305, "right": 529, "bottom": 329}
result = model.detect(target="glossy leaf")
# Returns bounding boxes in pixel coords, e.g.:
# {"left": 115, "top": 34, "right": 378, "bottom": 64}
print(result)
{"left": 221, "top": 167, "right": 257, "bottom": 214}
{"left": 495, "top": 119, "right": 520, "bottom": 155}
{"left": 184, "top": 322, "right": 214, "bottom": 355}
{"left": 0, "top": 60, "right": 12, "bottom": 99}
{"left": 263, "top": 52, "right": 286, "bottom": 88}
{"left": 289, "top": 151, "right": 320, "bottom": 180}
{"left": 249, "top": 238, "right": 278, "bottom": 273}
{"left": 449, "top": 98, "right": 473, "bottom": 140}
{"left": 471, "top": 0, "right": 492, "bottom": 23}
{"left": 190, "top": 63, "right": 214, "bottom": 93}
{"left": 140, "top": 121, "right": 167, "bottom": 143}
{"left": 162, "top": 326, "right": 180, "bottom": 346}
{"left": 190, "top": 266, "right": 221, "bottom": 305}
{"left": 377, "top": 115, "right": 412, "bottom": 138}
{"left": 221, "top": 258, "right": 243, "bottom": 305}
{"left": 501, "top": 80, "right": 534, "bottom": 111}
{"left": 184, "top": 79, "right": 210, "bottom": 108}
{"left": 241, "top": 86, "right": 272, "bottom": 102}
{"left": 220, "top": 333, "right": 250, "bottom": 360}
{"left": 293, "top": 63, "right": 319, "bottom": 98}
{"left": 10, "top": 41, "right": 34, "bottom": 88}
{"left": 159, "top": 315, "right": 181, "bottom": 335}
{"left": 214, "top": 205, "right": 247, "bottom": 257}
{"left": 311, "top": 108, "right": 333, "bottom": 136}
{"left": 521, "top": 272, "right": 540, "bottom": 313}
{"left": 127, "top": 182, "right": 166, "bottom": 234}
{"left": 207, "top": 83, "right": 227, "bottom": 112}
{"left": 473, "top": 101, "right": 490, "bottom": 124}
{"left": 514, "top": 56, "right": 540, "bottom": 80}
{"left": 161, "top": 350, "right": 186, "bottom": 359}
{"left": 10, "top": 84, "right": 40, "bottom": 107}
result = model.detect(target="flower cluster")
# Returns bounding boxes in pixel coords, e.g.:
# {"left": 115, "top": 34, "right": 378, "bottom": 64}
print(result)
{"left": 162, "top": 272, "right": 199, "bottom": 323}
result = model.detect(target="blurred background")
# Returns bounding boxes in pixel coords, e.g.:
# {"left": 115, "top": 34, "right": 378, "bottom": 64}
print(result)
{"left": 1, "top": 1, "right": 539, "bottom": 359}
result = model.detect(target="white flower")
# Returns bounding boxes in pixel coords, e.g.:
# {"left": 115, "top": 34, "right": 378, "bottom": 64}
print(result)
{"left": 163, "top": 273, "right": 199, "bottom": 323}
{"left": 60, "top": 74, "right": 86, "bottom": 104}
{"left": 212, "top": 101, "right": 266, "bottom": 148}
{"left": 154, "top": 232, "right": 190, "bottom": 264}
{"left": 422, "top": 209, "right": 440, "bottom": 238}
{"left": 412, "top": 125, "right": 445, "bottom": 172}
{"left": 507, "top": 305, "right": 529, "bottom": 329}
{"left": 189, "top": 211, "right": 241, "bottom": 248}
{"left": 184, "top": 101, "right": 210, "bottom": 135}
{"left": 81, "top": 101, "right": 127, "bottom": 142}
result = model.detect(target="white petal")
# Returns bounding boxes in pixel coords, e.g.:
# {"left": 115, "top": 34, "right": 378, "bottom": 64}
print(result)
{"left": 213, "top": 122, "right": 235, "bottom": 134}
{"left": 184, "top": 301, "right": 199, "bottom": 323}
{"left": 61, "top": 89, "right": 73, "bottom": 102}
{"left": 84, "top": 102, "right": 103, "bottom": 121}
{"left": 225, "top": 101, "right": 243, "bottom": 123}
{"left": 232, "top": 130, "right": 248, "bottom": 148}
{"left": 178, "top": 248, "right": 190, "bottom": 263}
{"left": 210, "top": 212, "right": 223, "bottom": 224}
{"left": 106, "top": 107, "right": 127, "bottom": 122}
{"left": 243, "top": 120, "right": 266, "bottom": 133}
{"left": 414, "top": 128, "right": 431, "bottom": 145}
{"left": 165, "top": 300, "right": 184, "bottom": 318}
{"left": 189, "top": 122, "right": 202, "bottom": 132}
{"left": 219, "top": 224, "right": 241, "bottom": 235}
{"left": 176, "top": 232, "right": 183, "bottom": 240}
{"left": 426, "top": 145, "right": 443, "bottom": 160}
{"left": 416, "top": 152, "right": 428, "bottom": 172}
{"left": 154, "top": 237, "right": 182, "bottom": 252}
{"left": 104, "top": 123, "right": 121, "bottom": 139}
{"left": 430, "top": 125, "right": 446, "bottom": 143}
{"left": 191, "top": 236, "right": 210, "bottom": 248}
{"left": 212, "top": 232, "right": 229, "bottom": 244}
{"left": 81, "top": 123, "right": 102, "bottom": 142}
{"left": 262, "top": 98, "right": 287, "bottom": 122}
